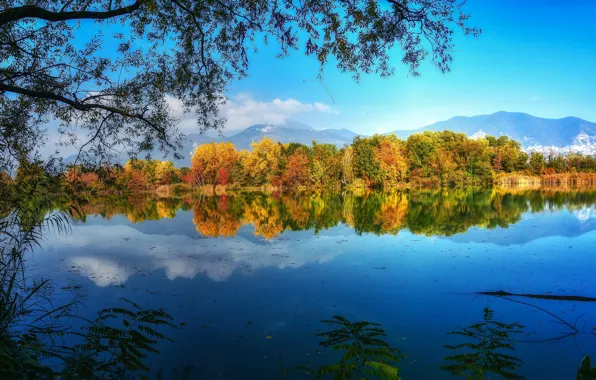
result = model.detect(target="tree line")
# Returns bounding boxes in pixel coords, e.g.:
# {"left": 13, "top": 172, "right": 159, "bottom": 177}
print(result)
{"left": 2, "top": 131, "right": 595, "bottom": 192}
{"left": 25, "top": 131, "right": 593, "bottom": 192}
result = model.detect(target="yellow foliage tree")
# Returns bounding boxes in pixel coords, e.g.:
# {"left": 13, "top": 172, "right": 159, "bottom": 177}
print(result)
{"left": 374, "top": 136, "right": 408, "bottom": 185}
{"left": 191, "top": 142, "right": 239, "bottom": 185}
{"left": 155, "top": 161, "right": 177, "bottom": 185}
{"left": 241, "top": 138, "right": 281, "bottom": 185}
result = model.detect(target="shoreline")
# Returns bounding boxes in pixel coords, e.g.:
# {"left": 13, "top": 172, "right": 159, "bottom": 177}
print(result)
{"left": 149, "top": 173, "right": 596, "bottom": 196}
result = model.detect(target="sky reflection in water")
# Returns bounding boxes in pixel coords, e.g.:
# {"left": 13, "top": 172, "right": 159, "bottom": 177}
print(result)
{"left": 30, "top": 189, "right": 596, "bottom": 379}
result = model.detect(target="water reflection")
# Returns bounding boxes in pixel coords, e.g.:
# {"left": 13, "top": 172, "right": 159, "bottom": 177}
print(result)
{"left": 75, "top": 189, "right": 596, "bottom": 239}
{"left": 7, "top": 187, "right": 596, "bottom": 379}
{"left": 0, "top": 179, "right": 177, "bottom": 379}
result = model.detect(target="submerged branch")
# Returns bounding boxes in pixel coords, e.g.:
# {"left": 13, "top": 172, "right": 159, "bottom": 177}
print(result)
{"left": 477, "top": 290, "right": 596, "bottom": 302}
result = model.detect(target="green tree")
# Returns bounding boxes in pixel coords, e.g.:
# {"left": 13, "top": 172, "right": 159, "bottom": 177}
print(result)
{"left": 515, "top": 151, "right": 530, "bottom": 171}
{"left": 310, "top": 141, "right": 341, "bottom": 187}
{"left": 352, "top": 136, "right": 382, "bottom": 186}
{"left": 547, "top": 153, "right": 567, "bottom": 173}
{"left": 487, "top": 136, "right": 525, "bottom": 173}
{"left": 529, "top": 152, "right": 545, "bottom": 175}
{"left": 406, "top": 132, "right": 439, "bottom": 173}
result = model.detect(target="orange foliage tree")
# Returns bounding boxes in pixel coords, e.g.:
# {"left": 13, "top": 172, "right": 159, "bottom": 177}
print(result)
{"left": 191, "top": 142, "right": 239, "bottom": 185}
{"left": 65, "top": 166, "right": 101, "bottom": 190}
{"left": 281, "top": 149, "right": 310, "bottom": 188}
{"left": 374, "top": 136, "right": 408, "bottom": 186}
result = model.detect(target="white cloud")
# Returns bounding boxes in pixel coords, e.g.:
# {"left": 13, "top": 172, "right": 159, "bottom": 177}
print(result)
{"left": 169, "top": 94, "right": 338, "bottom": 134}
{"left": 37, "top": 224, "right": 347, "bottom": 286}
{"left": 69, "top": 256, "right": 130, "bottom": 287}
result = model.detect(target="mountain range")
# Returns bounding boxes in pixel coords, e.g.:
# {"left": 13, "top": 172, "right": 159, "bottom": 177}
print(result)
{"left": 390, "top": 111, "right": 596, "bottom": 155}
{"left": 66, "top": 111, "right": 596, "bottom": 166}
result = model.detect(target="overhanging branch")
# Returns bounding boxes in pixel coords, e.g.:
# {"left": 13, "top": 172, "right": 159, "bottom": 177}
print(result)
{"left": 0, "top": 1, "right": 148, "bottom": 27}
{"left": 0, "top": 82, "right": 172, "bottom": 146}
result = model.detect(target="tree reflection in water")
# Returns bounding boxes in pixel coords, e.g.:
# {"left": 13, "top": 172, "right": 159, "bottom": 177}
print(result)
{"left": 68, "top": 189, "right": 596, "bottom": 239}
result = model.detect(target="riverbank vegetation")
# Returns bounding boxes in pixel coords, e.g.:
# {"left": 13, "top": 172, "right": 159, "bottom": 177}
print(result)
{"left": 3, "top": 132, "right": 595, "bottom": 194}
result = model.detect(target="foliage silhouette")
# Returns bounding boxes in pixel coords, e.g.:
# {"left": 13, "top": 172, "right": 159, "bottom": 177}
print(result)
{"left": 298, "top": 316, "right": 405, "bottom": 379}
{"left": 442, "top": 308, "right": 525, "bottom": 380}
{"left": 61, "top": 298, "right": 177, "bottom": 378}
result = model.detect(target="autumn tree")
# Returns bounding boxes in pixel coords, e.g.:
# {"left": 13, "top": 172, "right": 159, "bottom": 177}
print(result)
{"left": 190, "top": 142, "right": 239, "bottom": 186}
{"left": 178, "top": 167, "right": 195, "bottom": 184}
{"left": 65, "top": 166, "right": 101, "bottom": 190}
{"left": 1, "top": 0, "right": 479, "bottom": 170}
{"left": 281, "top": 149, "right": 310, "bottom": 188}
{"left": 374, "top": 135, "right": 408, "bottom": 186}
{"left": 0, "top": 171, "right": 11, "bottom": 184}
{"left": 310, "top": 142, "right": 341, "bottom": 187}
{"left": 340, "top": 146, "right": 355, "bottom": 185}
{"left": 241, "top": 138, "right": 281, "bottom": 186}
{"left": 123, "top": 159, "right": 151, "bottom": 190}
{"left": 155, "top": 160, "right": 178, "bottom": 184}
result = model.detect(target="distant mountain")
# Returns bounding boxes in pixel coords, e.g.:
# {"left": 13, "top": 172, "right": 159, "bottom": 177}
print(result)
{"left": 64, "top": 121, "right": 359, "bottom": 167}
{"left": 66, "top": 111, "right": 595, "bottom": 167}
{"left": 223, "top": 123, "right": 354, "bottom": 150}
{"left": 390, "top": 111, "right": 596, "bottom": 154}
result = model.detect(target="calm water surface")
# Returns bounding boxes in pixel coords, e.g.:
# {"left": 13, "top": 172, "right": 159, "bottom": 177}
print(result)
{"left": 29, "top": 190, "right": 596, "bottom": 379}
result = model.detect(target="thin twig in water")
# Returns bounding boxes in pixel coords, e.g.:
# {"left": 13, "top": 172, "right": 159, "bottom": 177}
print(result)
{"left": 279, "top": 349, "right": 289, "bottom": 380}
{"left": 502, "top": 296, "right": 578, "bottom": 332}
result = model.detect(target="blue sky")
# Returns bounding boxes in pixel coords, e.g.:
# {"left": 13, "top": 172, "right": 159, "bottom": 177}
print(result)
{"left": 218, "top": 0, "right": 596, "bottom": 135}
{"left": 41, "top": 0, "right": 596, "bottom": 157}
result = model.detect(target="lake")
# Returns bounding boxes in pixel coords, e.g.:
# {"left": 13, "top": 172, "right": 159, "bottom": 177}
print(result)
{"left": 28, "top": 189, "right": 596, "bottom": 379}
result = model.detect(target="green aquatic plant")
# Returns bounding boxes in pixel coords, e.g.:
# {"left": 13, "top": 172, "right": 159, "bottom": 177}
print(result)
{"left": 442, "top": 308, "right": 525, "bottom": 380}
{"left": 61, "top": 298, "right": 177, "bottom": 378}
{"left": 299, "top": 316, "right": 404, "bottom": 379}
{"left": 578, "top": 355, "right": 596, "bottom": 380}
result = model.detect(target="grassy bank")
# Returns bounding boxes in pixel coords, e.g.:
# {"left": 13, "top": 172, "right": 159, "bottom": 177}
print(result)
{"left": 149, "top": 175, "right": 596, "bottom": 197}
{"left": 495, "top": 172, "right": 596, "bottom": 188}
